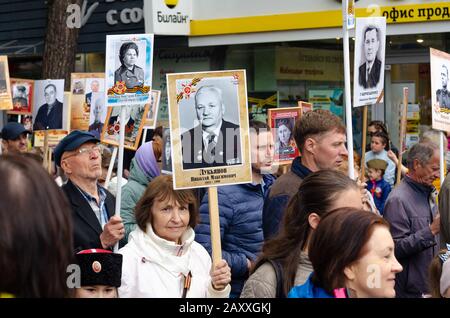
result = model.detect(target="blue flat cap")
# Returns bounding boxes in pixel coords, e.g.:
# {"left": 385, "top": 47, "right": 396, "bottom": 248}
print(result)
{"left": 54, "top": 130, "right": 100, "bottom": 167}
{"left": 1, "top": 122, "right": 31, "bottom": 140}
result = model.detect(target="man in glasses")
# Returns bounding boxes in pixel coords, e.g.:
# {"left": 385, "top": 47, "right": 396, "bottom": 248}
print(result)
{"left": 54, "top": 130, "right": 125, "bottom": 252}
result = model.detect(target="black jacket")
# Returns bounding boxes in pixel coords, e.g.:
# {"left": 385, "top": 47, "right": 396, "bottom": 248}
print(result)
{"left": 181, "top": 120, "right": 241, "bottom": 170}
{"left": 33, "top": 100, "right": 63, "bottom": 130}
{"left": 62, "top": 180, "right": 115, "bottom": 252}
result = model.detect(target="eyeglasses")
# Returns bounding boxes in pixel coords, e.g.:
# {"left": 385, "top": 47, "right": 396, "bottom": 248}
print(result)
{"left": 64, "top": 144, "right": 102, "bottom": 160}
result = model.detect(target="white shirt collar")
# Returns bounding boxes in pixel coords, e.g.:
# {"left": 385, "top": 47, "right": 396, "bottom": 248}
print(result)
{"left": 202, "top": 121, "right": 223, "bottom": 147}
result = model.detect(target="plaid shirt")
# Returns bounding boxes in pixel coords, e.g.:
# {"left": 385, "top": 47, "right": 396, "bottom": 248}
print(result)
{"left": 76, "top": 184, "right": 109, "bottom": 229}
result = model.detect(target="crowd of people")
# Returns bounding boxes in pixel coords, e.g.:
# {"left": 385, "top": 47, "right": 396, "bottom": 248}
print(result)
{"left": 1, "top": 108, "right": 450, "bottom": 299}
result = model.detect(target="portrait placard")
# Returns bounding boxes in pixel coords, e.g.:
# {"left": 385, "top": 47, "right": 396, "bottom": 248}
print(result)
{"left": 144, "top": 90, "right": 161, "bottom": 129}
{"left": 101, "top": 104, "right": 149, "bottom": 151}
{"left": 8, "top": 78, "right": 34, "bottom": 114}
{"left": 247, "top": 91, "right": 278, "bottom": 123}
{"left": 267, "top": 107, "right": 301, "bottom": 164}
{"left": 70, "top": 73, "right": 105, "bottom": 133}
{"left": 167, "top": 70, "right": 252, "bottom": 190}
{"left": 430, "top": 48, "right": 450, "bottom": 132}
{"left": 32, "top": 79, "right": 66, "bottom": 131}
{"left": 33, "top": 92, "right": 71, "bottom": 146}
{"left": 298, "top": 101, "right": 313, "bottom": 116}
{"left": 0, "top": 56, "right": 12, "bottom": 110}
{"left": 353, "top": 17, "right": 386, "bottom": 107}
{"left": 105, "top": 34, "right": 154, "bottom": 107}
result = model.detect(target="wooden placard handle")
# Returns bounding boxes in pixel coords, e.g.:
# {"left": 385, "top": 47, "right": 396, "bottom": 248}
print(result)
{"left": 396, "top": 88, "right": 408, "bottom": 186}
{"left": 208, "top": 187, "right": 222, "bottom": 267}
{"left": 360, "top": 106, "right": 368, "bottom": 181}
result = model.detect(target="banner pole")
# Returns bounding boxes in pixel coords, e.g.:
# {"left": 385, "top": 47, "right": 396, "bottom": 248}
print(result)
{"left": 113, "top": 106, "right": 126, "bottom": 252}
{"left": 343, "top": 0, "right": 355, "bottom": 179}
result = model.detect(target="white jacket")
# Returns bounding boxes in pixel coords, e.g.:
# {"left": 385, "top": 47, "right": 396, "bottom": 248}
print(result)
{"left": 118, "top": 225, "right": 230, "bottom": 298}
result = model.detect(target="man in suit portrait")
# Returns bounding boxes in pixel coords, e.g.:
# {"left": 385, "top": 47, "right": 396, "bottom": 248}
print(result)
{"left": 181, "top": 85, "right": 242, "bottom": 170}
{"left": 33, "top": 83, "right": 63, "bottom": 130}
{"left": 436, "top": 64, "right": 450, "bottom": 109}
{"left": 358, "top": 25, "right": 382, "bottom": 89}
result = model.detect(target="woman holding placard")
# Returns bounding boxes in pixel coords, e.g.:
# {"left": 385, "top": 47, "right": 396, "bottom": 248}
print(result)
{"left": 118, "top": 175, "right": 231, "bottom": 298}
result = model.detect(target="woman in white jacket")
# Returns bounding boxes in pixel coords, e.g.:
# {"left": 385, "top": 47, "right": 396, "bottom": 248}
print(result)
{"left": 118, "top": 175, "right": 231, "bottom": 298}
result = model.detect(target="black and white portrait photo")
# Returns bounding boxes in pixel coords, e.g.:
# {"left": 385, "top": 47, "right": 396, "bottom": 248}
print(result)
{"left": 431, "top": 48, "right": 450, "bottom": 131}
{"left": 32, "top": 79, "right": 65, "bottom": 131}
{"left": 167, "top": 70, "right": 252, "bottom": 190}
{"left": 353, "top": 17, "right": 386, "bottom": 107}
{"left": 105, "top": 34, "right": 153, "bottom": 107}
{"left": 179, "top": 83, "right": 242, "bottom": 170}
{"left": 88, "top": 92, "right": 106, "bottom": 139}
{"left": 436, "top": 64, "right": 450, "bottom": 109}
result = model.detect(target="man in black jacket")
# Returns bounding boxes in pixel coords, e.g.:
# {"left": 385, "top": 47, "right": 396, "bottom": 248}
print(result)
{"left": 54, "top": 130, "right": 125, "bottom": 252}
{"left": 33, "top": 84, "right": 63, "bottom": 130}
{"left": 181, "top": 85, "right": 241, "bottom": 170}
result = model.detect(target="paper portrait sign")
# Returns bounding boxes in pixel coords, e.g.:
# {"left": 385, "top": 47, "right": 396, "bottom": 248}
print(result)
{"left": 70, "top": 73, "right": 105, "bottom": 133}
{"left": 32, "top": 79, "right": 66, "bottom": 131}
{"left": 105, "top": 34, "right": 154, "bottom": 107}
{"left": 101, "top": 104, "right": 149, "bottom": 151}
{"left": 247, "top": 91, "right": 278, "bottom": 123}
{"left": 430, "top": 48, "right": 450, "bottom": 132}
{"left": 33, "top": 91, "right": 71, "bottom": 146}
{"left": 144, "top": 90, "right": 161, "bottom": 129}
{"left": 8, "top": 78, "right": 34, "bottom": 115}
{"left": 0, "top": 56, "right": 12, "bottom": 110}
{"left": 268, "top": 107, "right": 301, "bottom": 164}
{"left": 167, "top": 70, "right": 252, "bottom": 190}
{"left": 353, "top": 17, "right": 386, "bottom": 107}
{"left": 161, "top": 127, "right": 173, "bottom": 175}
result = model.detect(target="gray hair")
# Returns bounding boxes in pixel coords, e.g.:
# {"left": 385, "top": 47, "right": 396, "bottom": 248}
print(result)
{"left": 194, "top": 85, "right": 223, "bottom": 106}
{"left": 407, "top": 142, "right": 439, "bottom": 170}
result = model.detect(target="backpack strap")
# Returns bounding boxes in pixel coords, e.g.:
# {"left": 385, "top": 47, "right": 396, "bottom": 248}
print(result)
{"left": 268, "top": 259, "right": 286, "bottom": 298}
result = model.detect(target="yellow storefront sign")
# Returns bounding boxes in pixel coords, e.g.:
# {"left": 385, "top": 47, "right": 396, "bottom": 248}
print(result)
{"left": 191, "top": 2, "right": 450, "bottom": 36}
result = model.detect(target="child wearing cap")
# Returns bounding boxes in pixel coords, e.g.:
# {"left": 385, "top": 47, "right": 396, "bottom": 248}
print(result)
{"left": 428, "top": 245, "right": 450, "bottom": 298}
{"left": 366, "top": 158, "right": 391, "bottom": 215}
{"left": 73, "top": 249, "right": 122, "bottom": 298}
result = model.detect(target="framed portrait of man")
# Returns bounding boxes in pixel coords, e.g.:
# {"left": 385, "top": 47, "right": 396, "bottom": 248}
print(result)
{"left": 144, "top": 90, "right": 161, "bottom": 129}
{"left": 33, "top": 91, "right": 71, "bottom": 146}
{"left": 32, "top": 79, "right": 65, "bottom": 131}
{"left": 70, "top": 73, "right": 105, "bottom": 132}
{"left": 101, "top": 104, "right": 149, "bottom": 151}
{"left": 105, "top": 34, "right": 154, "bottom": 108}
{"left": 430, "top": 48, "right": 450, "bottom": 132}
{"left": 353, "top": 16, "right": 386, "bottom": 107}
{"left": 167, "top": 69, "right": 252, "bottom": 190}
{"left": 161, "top": 127, "right": 173, "bottom": 175}
{"left": 267, "top": 107, "right": 301, "bottom": 164}
{"left": 0, "top": 56, "right": 12, "bottom": 110}
{"left": 8, "top": 78, "right": 34, "bottom": 115}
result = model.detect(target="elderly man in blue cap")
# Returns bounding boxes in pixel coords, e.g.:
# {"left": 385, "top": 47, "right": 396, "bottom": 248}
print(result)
{"left": 1, "top": 122, "right": 30, "bottom": 154}
{"left": 54, "top": 130, "right": 125, "bottom": 252}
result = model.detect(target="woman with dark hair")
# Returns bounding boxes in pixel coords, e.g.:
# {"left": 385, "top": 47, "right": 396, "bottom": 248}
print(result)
{"left": 114, "top": 42, "right": 144, "bottom": 89}
{"left": 0, "top": 155, "right": 73, "bottom": 298}
{"left": 241, "top": 170, "right": 363, "bottom": 298}
{"left": 288, "top": 207, "right": 403, "bottom": 298}
{"left": 118, "top": 175, "right": 231, "bottom": 297}
{"left": 275, "top": 118, "right": 295, "bottom": 156}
